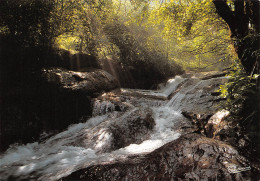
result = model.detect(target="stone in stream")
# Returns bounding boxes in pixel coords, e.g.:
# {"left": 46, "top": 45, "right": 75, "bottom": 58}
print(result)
{"left": 0, "top": 67, "right": 120, "bottom": 151}
{"left": 165, "top": 76, "right": 228, "bottom": 114}
{"left": 92, "top": 91, "right": 134, "bottom": 116}
{"left": 62, "top": 133, "right": 252, "bottom": 181}
{"left": 38, "top": 67, "right": 119, "bottom": 130}
{"left": 75, "top": 108, "right": 155, "bottom": 153}
{"left": 1, "top": 71, "right": 258, "bottom": 180}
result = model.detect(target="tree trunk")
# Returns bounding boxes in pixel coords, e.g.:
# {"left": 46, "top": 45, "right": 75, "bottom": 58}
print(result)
{"left": 213, "top": 0, "right": 260, "bottom": 74}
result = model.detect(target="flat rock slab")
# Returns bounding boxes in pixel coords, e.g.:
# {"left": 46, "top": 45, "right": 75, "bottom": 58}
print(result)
{"left": 63, "top": 133, "right": 251, "bottom": 181}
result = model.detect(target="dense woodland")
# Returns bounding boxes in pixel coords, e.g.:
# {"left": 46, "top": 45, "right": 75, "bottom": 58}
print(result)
{"left": 0, "top": 0, "right": 259, "bottom": 165}
{"left": 0, "top": 0, "right": 235, "bottom": 70}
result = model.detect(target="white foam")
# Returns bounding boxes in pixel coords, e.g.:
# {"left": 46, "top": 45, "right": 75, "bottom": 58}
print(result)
{"left": 121, "top": 76, "right": 187, "bottom": 99}
{"left": 92, "top": 100, "right": 116, "bottom": 116}
{"left": 116, "top": 106, "right": 183, "bottom": 155}
{"left": 0, "top": 115, "right": 109, "bottom": 180}
{"left": 0, "top": 75, "right": 227, "bottom": 180}
{"left": 0, "top": 105, "right": 184, "bottom": 180}
{"left": 159, "top": 76, "right": 186, "bottom": 96}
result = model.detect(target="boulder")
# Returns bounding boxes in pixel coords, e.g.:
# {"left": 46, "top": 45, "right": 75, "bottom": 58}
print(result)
{"left": 41, "top": 68, "right": 119, "bottom": 95}
{"left": 92, "top": 91, "right": 134, "bottom": 116}
{"left": 63, "top": 133, "right": 252, "bottom": 181}
{"left": 182, "top": 110, "right": 232, "bottom": 139}
{"left": 0, "top": 68, "right": 119, "bottom": 151}
{"left": 182, "top": 111, "right": 213, "bottom": 134}
{"left": 204, "top": 110, "right": 230, "bottom": 138}
{"left": 77, "top": 108, "right": 155, "bottom": 153}
{"left": 37, "top": 68, "right": 119, "bottom": 130}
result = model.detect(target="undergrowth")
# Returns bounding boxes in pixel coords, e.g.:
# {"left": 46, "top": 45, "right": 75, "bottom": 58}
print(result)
{"left": 218, "top": 61, "right": 259, "bottom": 156}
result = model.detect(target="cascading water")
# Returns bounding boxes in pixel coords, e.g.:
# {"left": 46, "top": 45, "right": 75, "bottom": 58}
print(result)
{"left": 0, "top": 74, "right": 227, "bottom": 180}
{"left": 92, "top": 100, "right": 116, "bottom": 116}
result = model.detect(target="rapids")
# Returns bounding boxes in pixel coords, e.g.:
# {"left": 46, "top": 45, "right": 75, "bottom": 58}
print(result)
{"left": 0, "top": 73, "right": 228, "bottom": 180}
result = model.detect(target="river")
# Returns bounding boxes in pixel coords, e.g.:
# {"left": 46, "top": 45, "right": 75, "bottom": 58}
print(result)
{"left": 0, "top": 73, "right": 229, "bottom": 180}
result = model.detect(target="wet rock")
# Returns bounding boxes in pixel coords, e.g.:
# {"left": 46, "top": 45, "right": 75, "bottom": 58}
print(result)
{"left": 184, "top": 71, "right": 228, "bottom": 80}
{"left": 166, "top": 76, "right": 228, "bottom": 114}
{"left": 201, "top": 72, "right": 227, "bottom": 80}
{"left": 205, "top": 110, "right": 230, "bottom": 138}
{"left": 79, "top": 108, "right": 155, "bottom": 153}
{"left": 238, "top": 138, "right": 247, "bottom": 148}
{"left": 63, "top": 133, "right": 251, "bottom": 181}
{"left": 182, "top": 110, "right": 232, "bottom": 140}
{"left": 182, "top": 111, "right": 212, "bottom": 134}
{"left": 37, "top": 68, "right": 119, "bottom": 129}
{"left": 41, "top": 68, "right": 119, "bottom": 95}
{"left": 120, "top": 88, "right": 168, "bottom": 100}
{"left": 0, "top": 68, "right": 119, "bottom": 151}
{"left": 92, "top": 91, "right": 134, "bottom": 116}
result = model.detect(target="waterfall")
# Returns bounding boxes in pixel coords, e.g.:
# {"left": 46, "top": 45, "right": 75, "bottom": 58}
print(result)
{"left": 0, "top": 74, "right": 227, "bottom": 180}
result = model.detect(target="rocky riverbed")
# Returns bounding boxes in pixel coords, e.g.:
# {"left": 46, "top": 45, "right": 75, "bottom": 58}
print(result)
{"left": 0, "top": 71, "right": 259, "bottom": 180}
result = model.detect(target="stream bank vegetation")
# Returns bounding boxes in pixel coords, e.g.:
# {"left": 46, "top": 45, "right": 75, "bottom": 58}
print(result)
{"left": 214, "top": 0, "right": 260, "bottom": 161}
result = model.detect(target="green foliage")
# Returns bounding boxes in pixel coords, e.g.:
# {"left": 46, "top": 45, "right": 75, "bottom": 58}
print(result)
{"left": 149, "top": 0, "right": 233, "bottom": 70}
{"left": 103, "top": 19, "right": 182, "bottom": 82}
{"left": 0, "top": 0, "right": 54, "bottom": 47}
{"left": 218, "top": 61, "right": 259, "bottom": 115}
{"left": 218, "top": 61, "right": 259, "bottom": 154}
{"left": 48, "top": 0, "right": 233, "bottom": 72}
{"left": 0, "top": 0, "right": 234, "bottom": 73}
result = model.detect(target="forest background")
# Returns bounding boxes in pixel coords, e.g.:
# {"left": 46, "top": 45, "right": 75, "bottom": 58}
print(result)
{"left": 0, "top": 0, "right": 234, "bottom": 72}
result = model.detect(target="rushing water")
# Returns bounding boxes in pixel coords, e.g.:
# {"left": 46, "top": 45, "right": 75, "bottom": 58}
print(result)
{"left": 0, "top": 74, "right": 227, "bottom": 180}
